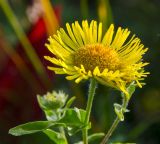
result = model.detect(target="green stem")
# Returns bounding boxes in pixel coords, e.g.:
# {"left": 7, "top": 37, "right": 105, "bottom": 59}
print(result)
{"left": 100, "top": 96, "right": 129, "bottom": 144}
{"left": 100, "top": 117, "right": 120, "bottom": 144}
{"left": 83, "top": 78, "right": 97, "bottom": 144}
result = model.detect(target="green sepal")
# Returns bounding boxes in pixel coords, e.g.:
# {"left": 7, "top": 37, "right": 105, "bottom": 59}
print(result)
{"left": 37, "top": 95, "right": 63, "bottom": 111}
{"left": 43, "top": 129, "right": 67, "bottom": 144}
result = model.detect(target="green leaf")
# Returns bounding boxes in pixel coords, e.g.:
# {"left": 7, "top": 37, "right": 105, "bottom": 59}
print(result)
{"left": 75, "top": 133, "right": 105, "bottom": 144}
{"left": 88, "top": 133, "right": 105, "bottom": 142}
{"left": 111, "top": 142, "right": 136, "bottom": 144}
{"left": 44, "top": 110, "right": 59, "bottom": 121}
{"left": 59, "top": 108, "right": 86, "bottom": 127}
{"left": 121, "top": 82, "right": 136, "bottom": 100}
{"left": 114, "top": 103, "right": 122, "bottom": 111}
{"left": 127, "top": 82, "right": 136, "bottom": 97}
{"left": 43, "top": 129, "right": 67, "bottom": 144}
{"left": 9, "top": 121, "right": 55, "bottom": 136}
{"left": 9, "top": 108, "right": 87, "bottom": 137}
{"left": 114, "top": 104, "right": 124, "bottom": 121}
{"left": 65, "top": 96, "right": 76, "bottom": 108}
{"left": 59, "top": 108, "right": 87, "bottom": 135}
{"left": 74, "top": 142, "right": 83, "bottom": 144}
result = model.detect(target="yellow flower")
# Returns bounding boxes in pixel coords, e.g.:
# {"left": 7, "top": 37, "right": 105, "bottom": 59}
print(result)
{"left": 44, "top": 20, "right": 149, "bottom": 95}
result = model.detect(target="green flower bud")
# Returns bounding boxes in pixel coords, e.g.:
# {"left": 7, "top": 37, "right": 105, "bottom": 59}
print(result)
{"left": 37, "top": 90, "right": 68, "bottom": 110}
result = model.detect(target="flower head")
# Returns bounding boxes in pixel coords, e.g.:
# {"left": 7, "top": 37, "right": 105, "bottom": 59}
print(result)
{"left": 44, "top": 20, "right": 149, "bottom": 95}
{"left": 37, "top": 90, "right": 68, "bottom": 110}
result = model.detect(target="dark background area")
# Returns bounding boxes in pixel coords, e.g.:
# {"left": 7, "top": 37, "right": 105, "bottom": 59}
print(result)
{"left": 0, "top": 0, "right": 160, "bottom": 143}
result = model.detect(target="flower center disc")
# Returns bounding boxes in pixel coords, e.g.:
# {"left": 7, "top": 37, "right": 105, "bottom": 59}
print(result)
{"left": 73, "top": 44, "right": 120, "bottom": 72}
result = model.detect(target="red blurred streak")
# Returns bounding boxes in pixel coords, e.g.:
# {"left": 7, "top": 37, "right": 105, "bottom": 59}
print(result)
{"left": 0, "top": 4, "right": 62, "bottom": 143}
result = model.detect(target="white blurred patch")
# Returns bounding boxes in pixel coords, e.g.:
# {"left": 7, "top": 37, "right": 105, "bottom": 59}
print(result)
{"left": 26, "top": 0, "right": 44, "bottom": 24}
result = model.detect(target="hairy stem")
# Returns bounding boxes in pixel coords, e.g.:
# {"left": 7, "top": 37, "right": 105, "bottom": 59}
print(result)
{"left": 83, "top": 78, "right": 97, "bottom": 144}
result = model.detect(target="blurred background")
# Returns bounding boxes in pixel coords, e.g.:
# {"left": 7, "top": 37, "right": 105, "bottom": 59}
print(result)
{"left": 0, "top": 0, "right": 160, "bottom": 143}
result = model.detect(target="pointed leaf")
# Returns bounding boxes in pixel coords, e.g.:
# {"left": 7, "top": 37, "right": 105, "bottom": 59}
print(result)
{"left": 44, "top": 110, "right": 59, "bottom": 121}
{"left": 59, "top": 108, "right": 87, "bottom": 135}
{"left": 111, "top": 142, "right": 136, "bottom": 144}
{"left": 127, "top": 82, "right": 136, "bottom": 97}
{"left": 114, "top": 104, "right": 124, "bottom": 121}
{"left": 9, "top": 121, "right": 54, "bottom": 136}
{"left": 114, "top": 103, "right": 122, "bottom": 111}
{"left": 121, "top": 82, "right": 136, "bottom": 100}
{"left": 88, "top": 133, "right": 105, "bottom": 142}
{"left": 75, "top": 133, "right": 105, "bottom": 144}
{"left": 59, "top": 108, "right": 86, "bottom": 127}
{"left": 65, "top": 96, "right": 76, "bottom": 108}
